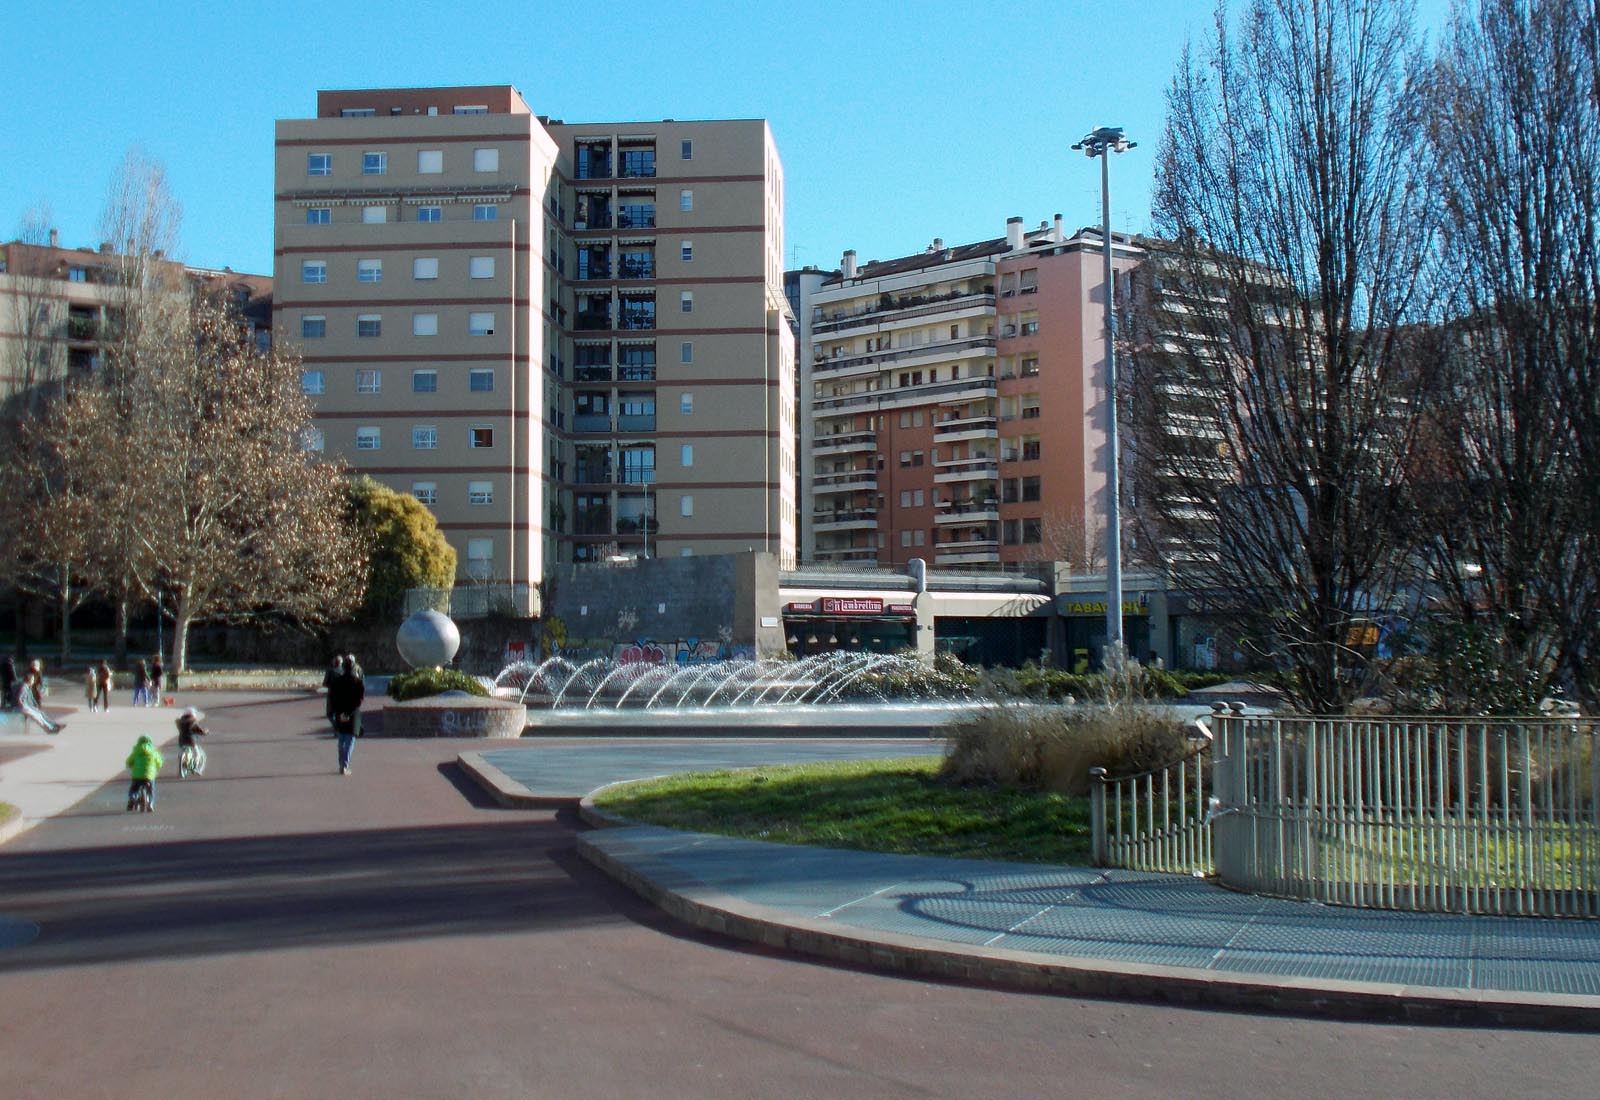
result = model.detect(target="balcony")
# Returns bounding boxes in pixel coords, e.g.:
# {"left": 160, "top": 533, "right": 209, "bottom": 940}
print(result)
{"left": 573, "top": 509, "right": 612, "bottom": 535}
{"left": 933, "top": 414, "right": 999, "bottom": 442}
{"left": 617, "top": 413, "right": 656, "bottom": 431}
{"left": 812, "top": 289, "right": 996, "bottom": 336}
{"left": 811, "top": 431, "right": 876, "bottom": 456}
{"left": 574, "top": 313, "right": 611, "bottom": 332}
{"left": 814, "top": 335, "right": 997, "bottom": 378}
{"left": 573, "top": 213, "right": 613, "bottom": 230}
{"left": 618, "top": 364, "right": 657, "bottom": 382}
{"left": 812, "top": 547, "right": 880, "bottom": 563}
{"left": 933, "top": 456, "right": 1000, "bottom": 484}
{"left": 616, "top": 209, "right": 656, "bottom": 230}
{"left": 812, "top": 509, "right": 879, "bottom": 533}
{"left": 66, "top": 314, "right": 99, "bottom": 341}
{"left": 813, "top": 376, "right": 997, "bottom": 415}
{"left": 573, "top": 413, "right": 611, "bottom": 433}
{"left": 573, "top": 468, "right": 614, "bottom": 486}
{"left": 573, "top": 364, "right": 613, "bottom": 383}
{"left": 812, "top": 470, "right": 877, "bottom": 495}
{"left": 934, "top": 501, "right": 1000, "bottom": 524}
{"left": 935, "top": 544, "right": 1002, "bottom": 565}
{"left": 618, "top": 309, "right": 655, "bottom": 331}
{"left": 617, "top": 260, "right": 655, "bottom": 280}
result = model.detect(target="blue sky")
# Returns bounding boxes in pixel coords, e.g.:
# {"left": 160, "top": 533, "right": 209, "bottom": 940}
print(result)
{"left": 4, "top": 0, "right": 1449, "bottom": 275}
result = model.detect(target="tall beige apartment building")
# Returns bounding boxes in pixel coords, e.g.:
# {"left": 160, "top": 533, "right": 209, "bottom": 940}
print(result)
{"left": 273, "top": 86, "right": 794, "bottom": 614}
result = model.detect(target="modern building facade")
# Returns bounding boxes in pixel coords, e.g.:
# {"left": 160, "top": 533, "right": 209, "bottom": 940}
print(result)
{"left": 798, "top": 218, "right": 1140, "bottom": 571}
{"left": 273, "top": 86, "right": 794, "bottom": 614}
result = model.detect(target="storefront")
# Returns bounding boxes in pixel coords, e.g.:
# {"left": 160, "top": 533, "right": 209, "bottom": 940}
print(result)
{"left": 782, "top": 596, "right": 918, "bottom": 656}
{"left": 1059, "top": 596, "right": 1153, "bottom": 672}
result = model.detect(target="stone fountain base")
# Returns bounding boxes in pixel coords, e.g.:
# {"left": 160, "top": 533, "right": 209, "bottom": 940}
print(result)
{"left": 380, "top": 693, "right": 527, "bottom": 739}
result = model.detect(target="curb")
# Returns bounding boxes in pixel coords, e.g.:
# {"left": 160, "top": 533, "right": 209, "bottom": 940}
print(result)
{"left": 573, "top": 803, "right": 1600, "bottom": 1031}
{"left": 457, "top": 751, "right": 579, "bottom": 809}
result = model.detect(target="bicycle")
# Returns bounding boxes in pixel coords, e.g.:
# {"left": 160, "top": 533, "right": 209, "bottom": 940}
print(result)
{"left": 128, "top": 782, "right": 153, "bottom": 813}
{"left": 178, "top": 742, "right": 207, "bottom": 778}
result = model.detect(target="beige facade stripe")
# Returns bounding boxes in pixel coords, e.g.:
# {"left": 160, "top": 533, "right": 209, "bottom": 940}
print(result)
{"left": 276, "top": 134, "right": 533, "bottom": 147}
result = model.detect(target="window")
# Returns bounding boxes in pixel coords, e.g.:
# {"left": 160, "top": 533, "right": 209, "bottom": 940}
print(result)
{"left": 467, "top": 481, "right": 494, "bottom": 505}
{"left": 472, "top": 204, "right": 498, "bottom": 221}
{"left": 412, "top": 313, "right": 438, "bottom": 336}
{"left": 340, "top": 107, "right": 375, "bottom": 117}
{"left": 899, "top": 451, "right": 911, "bottom": 467}
{"left": 300, "top": 315, "right": 326, "bottom": 339}
{"left": 680, "top": 495, "right": 694, "bottom": 517}
{"left": 357, "top": 314, "right": 381, "bottom": 338}
{"left": 1023, "top": 518, "right": 1043, "bottom": 544}
{"left": 912, "top": 451, "right": 924, "bottom": 467}
{"left": 454, "top": 105, "right": 489, "bottom": 115}
{"left": 363, "top": 152, "right": 387, "bottom": 175}
{"left": 620, "top": 148, "right": 655, "bottom": 177}
{"left": 357, "top": 258, "right": 382, "bottom": 283}
{"left": 1021, "top": 317, "right": 1040, "bottom": 336}
{"left": 411, "top": 370, "right": 438, "bottom": 394}
{"left": 680, "top": 291, "right": 693, "bottom": 314}
{"left": 417, "top": 149, "right": 443, "bottom": 174}
{"left": 680, "top": 393, "right": 693, "bottom": 414}
{"left": 679, "top": 189, "right": 693, "bottom": 212}
{"left": 300, "top": 370, "right": 325, "bottom": 395}
{"left": 355, "top": 369, "right": 381, "bottom": 394}
{"left": 469, "top": 427, "right": 494, "bottom": 449}
{"left": 900, "top": 490, "right": 912, "bottom": 507}
{"left": 413, "top": 257, "right": 439, "bottom": 280}
{"left": 1022, "top": 438, "right": 1041, "bottom": 461}
{"left": 411, "top": 482, "right": 437, "bottom": 505}
{"left": 473, "top": 147, "right": 499, "bottom": 172}
{"left": 307, "top": 153, "right": 331, "bottom": 176}
{"left": 1003, "top": 519, "right": 1021, "bottom": 545}
{"left": 362, "top": 205, "right": 387, "bottom": 224}
{"left": 680, "top": 341, "right": 693, "bottom": 364}
{"left": 681, "top": 241, "right": 693, "bottom": 262}
{"left": 468, "top": 312, "right": 495, "bottom": 336}
{"left": 468, "top": 255, "right": 494, "bottom": 279}
{"left": 301, "top": 261, "right": 327, "bottom": 284}
{"left": 468, "top": 369, "right": 494, "bottom": 392}
{"left": 412, "top": 426, "right": 438, "bottom": 449}
{"left": 416, "top": 206, "right": 442, "bottom": 223}
{"left": 302, "top": 428, "right": 325, "bottom": 453}
{"left": 681, "top": 444, "right": 694, "bottom": 467}
{"left": 66, "top": 267, "right": 86, "bottom": 282}
{"left": 681, "top": 139, "right": 693, "bottom": 160}
{"left": 306, "top": 207, "right": 331, "bottom": 225}
{"left": 355, "top": 427, "right": 381, "bottom": 450}
{"left": 1021, "top": 356, "right": 1040, "bottom": 376}
{"left": 1002, "top": 478, "right": 1019, "bottom": 504}
{"left": 900, "top": 530, "right": 913, "bottom": 548}
{"left": 1022, "top": 475, "right": 1041, "bottom": 502}
{"left": 466, "top": 539, "right": 494, "bottom": 579}
{"left": 914, "top": 489, "right": 925, "bottom": 506}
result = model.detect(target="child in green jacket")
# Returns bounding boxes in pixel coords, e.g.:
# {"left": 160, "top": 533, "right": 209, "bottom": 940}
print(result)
{"left": 126, "top": 735, "right": 163, "bottom": 812}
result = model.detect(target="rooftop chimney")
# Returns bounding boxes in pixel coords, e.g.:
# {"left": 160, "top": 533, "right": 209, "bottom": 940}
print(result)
{"left": 48, "top": 228, "right": 59, "bottom": 248}
{"left": 1006, "top": 217, "right": 1024, "bottom": 252}
{"left": 1052, "top": 213, "right": 1064, "bottom": 242}
{"left": 842, "top": 249, "right": 858, "bottom": 279}
{"left": 930, "top": 237, "right": 944, "bottom": 252}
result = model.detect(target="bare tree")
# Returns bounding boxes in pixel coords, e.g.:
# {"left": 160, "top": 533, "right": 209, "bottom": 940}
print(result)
{"left": 95, "top": 148, "right": 187, "bottom": 665}
{"left": 1418, "top": 0, "right": 1600, "bottom": 708}
{"left": 1137, "top": 0, "right": 1436, "bottom": 712}
{"left": 127, "top": 299, "right": 367, "bottom": 673}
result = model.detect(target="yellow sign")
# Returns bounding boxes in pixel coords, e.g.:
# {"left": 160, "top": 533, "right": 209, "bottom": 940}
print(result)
{"left": 1064, "top": 600, "right": 1148, "bottom": 616}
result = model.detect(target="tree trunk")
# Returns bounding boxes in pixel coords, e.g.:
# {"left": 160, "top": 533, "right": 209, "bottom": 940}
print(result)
{"left": 113, "top": 578, "right": 129, "bottom": 667}
{"left": 172, "top": 587, "right": 193, "bottom": 677}
{"left": 57, "top": 564, "right": 71, "bottom": 664}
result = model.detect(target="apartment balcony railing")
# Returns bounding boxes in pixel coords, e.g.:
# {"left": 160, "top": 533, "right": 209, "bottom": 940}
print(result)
{"left": 934, "top": 415, "right": 999, "bottom": 440}
{"left": 934, "top": 501, "right": 1000, "bottom": 523}
{"left": 814, "top": 335, "right": 997, "bottom": 377}
{"left": 573, "top": 413, "right": 612, "bottom": 433}
{"left": 618, "top": 310, "right": 655, "bottom": 331}
{"left": 574, "top": 314, "right": 611, "bottom": 331}
{"left": 618, "top": 365, "right": 657, "bottom": 382}
{"left": 812, "top": 470, "right": 877, "bottom": 495}
{"left": 617, "top": 413, "right": 656, "bottom": 431}
{"left": 573, "top": 510, "right": 612, "bottom": 535}
{"left": 813, "top": 509, "right": 879, "bottom": 532}
{"left": 616, "top": 210, "right": 656, "bottom": 230}
{"left": 66, "top": 316, "right": 99, "bottom": 341}
{"left": 576, "top": 265, "right": 611, "bottom": 280}
{"left": 812, "top": 289, "right": 995, "bottom": 336}
{"left": 933, "top": 457, "right": 1000, "bottom": 483}
{"left": 573, "top": 365, "right": 613, "bottom": 383}
{"left": 811, "top": 430, "right": 876, "bottom": 455}
{"left": 573, "top": 214, "right": 613, "bottom": 230}
{"left": 616, "top": 261, "right": 655, "bottom": 279}
{"left": 573, "top": 469, "right": 614, "bottom": 485}
{"left": 813, "top": 376, "right": 997, "bottom": 414}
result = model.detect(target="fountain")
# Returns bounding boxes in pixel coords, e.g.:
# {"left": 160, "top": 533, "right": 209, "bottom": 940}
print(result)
{"left": 489, "top": 651, "right": 983, "bottom": 737}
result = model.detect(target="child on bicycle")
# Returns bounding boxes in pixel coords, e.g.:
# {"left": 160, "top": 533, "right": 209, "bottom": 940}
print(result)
{"left": 176, "top": 707, "right": 207, "bottom": 776}
{"left": 125, "top": 734, "right": 163, "bottom": 812}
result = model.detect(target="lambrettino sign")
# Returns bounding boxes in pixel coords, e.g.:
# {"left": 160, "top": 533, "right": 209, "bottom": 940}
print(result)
{"left": 784, "top": 598, "right": 916, "bottom": 617}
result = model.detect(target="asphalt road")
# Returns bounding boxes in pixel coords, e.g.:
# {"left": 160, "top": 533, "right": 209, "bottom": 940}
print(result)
{"left": 0, "top": 693, "right": 1592, "bottom": 1099}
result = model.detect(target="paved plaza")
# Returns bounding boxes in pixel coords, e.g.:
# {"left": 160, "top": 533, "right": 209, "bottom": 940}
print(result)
{"left": 1, "top": 690, "right": 1598, "bottom": 1098}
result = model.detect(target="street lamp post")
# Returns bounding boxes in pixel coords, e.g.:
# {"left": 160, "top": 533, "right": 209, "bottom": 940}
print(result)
{"left": 1071, "top": 125, "right": 1137, "bottom": 669}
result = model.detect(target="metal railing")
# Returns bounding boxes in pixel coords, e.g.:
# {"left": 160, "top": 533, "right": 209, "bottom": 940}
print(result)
{"left": 1091, "top": 707, "right": 1600, "bottom": 917}
{"left": 1211, "top": 711, "right": 1600, "bottom": 917}
{"left": 1090, "top": 712, "right": 1216, "bottom": 875}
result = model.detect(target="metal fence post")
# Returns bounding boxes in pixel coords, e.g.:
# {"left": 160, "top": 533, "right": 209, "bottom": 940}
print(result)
{"left": 1090, "top": 767, "right": 1108, "bottom": 867}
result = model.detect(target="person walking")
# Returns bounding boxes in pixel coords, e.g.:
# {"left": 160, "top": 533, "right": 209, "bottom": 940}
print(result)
{"left": 321, "top": 656, "right": 341, "bottom": 731}
{"left": 131, "top": 659, "right": 149, "bottom": 708}
{"left": 149, "top": 654, "right": 164, "bottom": 707}
{"left": 84, "top": 666, "right": 98, "bottom": 711}
{"left": 94, "top": 660, "right": 112, "bottom": 712}
{"left": 0, "top": 656, "right": 15, "bottom": 712}
{"left": 327, "top": 655, "right": 365, "bottom": 776}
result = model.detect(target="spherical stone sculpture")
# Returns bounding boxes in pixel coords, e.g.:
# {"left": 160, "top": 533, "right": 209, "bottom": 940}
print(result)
{"left": 396, "top": 608, "right": 461, "bottom": 669}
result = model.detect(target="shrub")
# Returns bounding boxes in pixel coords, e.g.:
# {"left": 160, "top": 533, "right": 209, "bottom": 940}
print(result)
{"left": 941, "top": 703, "right": 1193, "bottom": 796}
{"left": 388, "top": 667, "right": 490, "bottom": 701}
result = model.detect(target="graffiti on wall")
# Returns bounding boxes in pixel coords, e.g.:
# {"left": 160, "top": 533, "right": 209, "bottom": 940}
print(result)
{"left": 613, "top": 637, "right": 729, "bottom": 665}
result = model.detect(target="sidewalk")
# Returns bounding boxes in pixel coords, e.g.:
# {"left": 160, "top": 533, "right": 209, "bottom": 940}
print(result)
{"left": 462, "top": 741, "right": 1600, "bottom": 1029}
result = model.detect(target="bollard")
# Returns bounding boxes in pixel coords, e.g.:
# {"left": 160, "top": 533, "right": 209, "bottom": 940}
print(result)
{"left": 1089, "top": 767, "right": 1108, "bottom": 867}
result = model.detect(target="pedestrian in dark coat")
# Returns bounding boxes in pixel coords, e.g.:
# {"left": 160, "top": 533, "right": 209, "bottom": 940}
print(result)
{"left": 321, "top": 657, "right": 341, "bottom": 731}
{"left": 149, "top": 654, "right": 164, "bottom": 706}
{"left": 327, "top": 655, "right": 366, "bottom": 776}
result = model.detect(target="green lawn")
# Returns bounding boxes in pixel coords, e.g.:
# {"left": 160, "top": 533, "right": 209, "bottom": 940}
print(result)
{"left": 591, "top": 756, "right": 1095, "bottom": 865}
